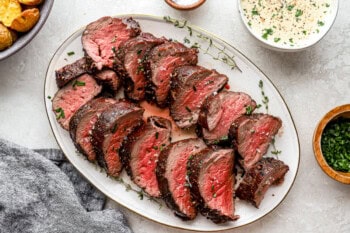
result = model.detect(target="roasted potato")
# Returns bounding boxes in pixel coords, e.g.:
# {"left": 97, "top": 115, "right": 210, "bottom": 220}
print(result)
{"left": 0, "top": 0, "right": 22, "bottom": 27}
{"left": 10, "top": 8, "right": 40, "bottom": 32}
{"left": 0, "top": 23, "right": 16, "bottom": 51}
{"left": 18, "top": 0, "right": 43, "bottom": 6}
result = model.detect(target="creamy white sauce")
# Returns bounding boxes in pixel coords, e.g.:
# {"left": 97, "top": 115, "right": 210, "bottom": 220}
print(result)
{"left": 240, "top": 0, "right": 333, "bottom": 46}
{"left": 172, "top": 0, "right": 200, "bottom": 6}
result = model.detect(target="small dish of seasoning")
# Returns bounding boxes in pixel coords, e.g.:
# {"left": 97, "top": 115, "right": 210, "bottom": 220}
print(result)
{"left": 165, "top": 0, "right": 206, "bottom": 10}
{"left": 238, "top": 0, "right": 339, "bottom": 51}
{"left": 313, "top": 104, "right": 350, "bottom": 184}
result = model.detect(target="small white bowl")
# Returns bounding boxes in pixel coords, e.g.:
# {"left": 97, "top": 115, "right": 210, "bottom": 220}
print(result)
{"left": 237, "top": 0, "right": 339, "bottom": 52}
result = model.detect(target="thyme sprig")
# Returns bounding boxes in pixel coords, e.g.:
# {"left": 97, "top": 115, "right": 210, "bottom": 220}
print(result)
{"left": 258, "top": 80, "right": 269, "bottom": 113}
{"left": 163, "top": 16, "right": 240, "bottom": 71}
{"left": 115, "top": 177, "right": 163, "bottom": 208}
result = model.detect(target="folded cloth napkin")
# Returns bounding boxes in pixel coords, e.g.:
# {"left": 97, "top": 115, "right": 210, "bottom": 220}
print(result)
{"left": 0, "top": 139, "right": 133, "bottom": 233}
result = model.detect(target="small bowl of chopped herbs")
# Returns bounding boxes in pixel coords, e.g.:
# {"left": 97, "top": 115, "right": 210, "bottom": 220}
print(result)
{"left": 237, "top": 0, "right": 339, "bottom": 52}
{"left": 313, "top": 104, "right": 350, "bottom": 184}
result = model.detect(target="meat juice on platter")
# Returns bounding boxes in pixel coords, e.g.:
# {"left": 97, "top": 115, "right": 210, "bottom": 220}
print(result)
{"left": 46, "top": 15, "right": 298, "bottom": 230}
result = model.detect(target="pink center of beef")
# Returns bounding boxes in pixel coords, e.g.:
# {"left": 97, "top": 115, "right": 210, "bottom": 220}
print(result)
{"left": 85, "top": 22, "right": 133, "bottom": 69}
{"left": 152, "top": 56, "right": 183, "bottom": 104}
{"left": 124, "top": 52, "right": 146, "bottom": 95}
{"left": 203, "top": 94, "right": 254, "bottom": 141}
{"left": 55, "top": 75, "right": 101, "bottom": 130}
{"left": 103, "top": 116, "right": 141, "bottom": 177}
{"left": 131, "top": 130, "right": 169, "bottom": 197}
{"left": 199, "top": 151, "right": 234, "bottom": 217}
{"left": 165, "top": 146, "right": 198, "bottom": 218}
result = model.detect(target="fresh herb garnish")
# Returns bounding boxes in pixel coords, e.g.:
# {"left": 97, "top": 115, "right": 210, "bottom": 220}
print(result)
{"left": 47, "top": 95, "right": 52, "bottom": 99}
{"left": 274, "top": 38, "right": 281, "bottom": 43}
{"left": 321, "top": 117, "right": 350, "bottom": 172}
{"left": 67, "top": 51, "right": 75, "bottom": 56}
{"left": 137, "top": 49, "right": 142, "bottom": 55}
{"left": 317, "top": 21, "right": 325, "bottom": 26}
{"left": 155, "top": 132, "right": 159, "bottom": 139}
{"left": 252, "top": 6, "right": 259, "bottom": 16}
{"left": 287, "top": 5, "right": 295, "bottom": 11}
{"left": 185, "top": 106, "right": 192, "bottom": 112}
{"left": 246, "top": 105, "right": 253, "bottom": 115}
{"left": 55, "top": 108, "right": 65, "bottom": 120}
{"left": 262, "top": 28, "right": 273, "bottom": 40}
{"left": 295, "top": 9, "right": 303, "bottom": 17}
{"left": 72, "top": 80, "right": 86, "bottom": 88}
{"left": 183, "top": 37, "right": 190, "bottom": 44}
{"left": 258, "top": 80, "right": 269, "bottom": 112}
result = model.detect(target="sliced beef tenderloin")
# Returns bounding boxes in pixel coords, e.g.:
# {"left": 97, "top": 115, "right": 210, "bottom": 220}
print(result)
{"left": 198, "top": 91, "right": 257, "bottom": 145}
{"left": 69, "top": 97, "right": 117, "bottom": 162}
{"left": 187, "top": 148, "right": 239, "bottom": 223}
{"left": 156, "top": 138, "right": 207, "bottom": 220}
{"left": 229, "top": 113, "right": 282, "bottom": 170}
{"left": 170, "top": 66, "right": 228, "bottom": 129}
{"left": 91, "top": 100, "right": 144, "bottom": 177}
{"left": 94, "top": 69, "right": 122, "bottom": 92}
{"left": 121, "top": 116, "right": 171, "bottom": 197}
{"left": 55, "top": 57, "right": 89, "bottom": 88}
{"left": 52, "top": 74, "right": 102, "bottom": 130}
{"left": 236, "top": 157, "right": 289, "bottom": 208}
{"left": 82, "top": 16, "right": 141, "bottom": 70}
{"left": 117, "top": 33, "right": 166, "bottom": 101}
{"left": 146, "top": 41, "right": 198, "bottom": 107}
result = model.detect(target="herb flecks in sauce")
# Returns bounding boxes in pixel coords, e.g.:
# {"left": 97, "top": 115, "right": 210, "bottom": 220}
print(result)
{"left": 240, "top": 0, "right": 332, "bottom": 46}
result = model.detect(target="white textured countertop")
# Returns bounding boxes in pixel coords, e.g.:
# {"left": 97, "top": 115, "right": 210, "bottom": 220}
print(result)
{"left": 0, "top": 0, "right": 349, "bottom": 232}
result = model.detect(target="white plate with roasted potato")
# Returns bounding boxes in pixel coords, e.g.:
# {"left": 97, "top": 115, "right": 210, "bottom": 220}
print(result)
{"left": 0, "top": 0, "right": 54, "bottom": 60}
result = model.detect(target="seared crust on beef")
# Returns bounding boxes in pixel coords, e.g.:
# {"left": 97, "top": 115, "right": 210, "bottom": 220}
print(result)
{"left": 146, "top": 41, "right": 198, "bottom": 107}
{"left": 82, "top": 16, "right": 141, "bottom": 70}
{"left": 236, "top": 157, "right": 289, "bottom": 208}
{"left": 52, "top": 74, "right": 102, "bottom": 130}
{"left": 94, "top": 69, "right": 122, "bottom": 92}
{"left": 156, "top": 138, "right": 207, "bottom": 220}
{"left": 69, "top": 97, "right": 117, "bottom": 161}
{"left": 170, "top": 66, "right": 228, "bottom": 128}
{"left": 117, "top": 33, "right": 166, "bottom": 101}
{"left": 120, "top": 116, "right": 171, "bottom": 197}
{"left": 229, "top": 113, "right": 282, "bottom": 170}
{"left": 91, "top": 100, "right": 144, "bottom": 177}
{"left": 55, "top": 57, "right": 90, "bottom": 88}
{"left": 188, "top": 148, "right": 239, "bottom": 223}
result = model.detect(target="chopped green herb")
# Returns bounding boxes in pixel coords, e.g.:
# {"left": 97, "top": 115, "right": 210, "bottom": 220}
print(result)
{"left": 138, "top": 191, "right": 144, "bottom": 200}
{"left": 262, "top": 28, "right": 273, "bottom": 40}
{"left": 295, "top": 9, "right": 303, "bottom": 17}
{"left": 317, "top": 21, "right": 325, "bottom": 26}
{"left": 55, "top": 108, "right": 65, "bottom": 120}
{"left": 287, "top": 5, "right": 295, "bottom": 11}
{"left": 246, "top": 105, "right": 253, "bottom": 115}
{"left": 321, "top": 117, "right": 350, "bottom": 172}
{"left": 274, "top": 38, "right": 281, "bottom": 43}
{"left": 111, "top": 46, "right": 116, "bottom": 54}
{"left": 47, "top": 95, "right": 52, "bottom": 99}
{"left": 183, "top": 37, "right": 190, "bottom": 44}
{"left": 289, "top": 38, "right": 294, "bottom": 44}
{"left": 137, "top": 49, "right": 142, "bottom": 55}
{"left": 221, "top": 135, "right": 229, "bottom": 141}
{"left": 252, "top": 6, "right": 259, "bottom": 16}
{"left": 67, "top": 51, "right": 75, "bottom": 56}
{"left": 155, "top": 132, "right": 159, "bottom": 139}
{"left": 185, "top": 106, "right": 191, "bottom": 112}
{"left": 302, "top": 30, "right": 307, "bottom": 35}
{"left": 153, "top": 146, "right": 158, "bottom": 150}
{"left": 111, "top": 35, "right": 117, "bottom": 43}
{"left": 326, "top": 3, "right": 330, "bottom": 7}
{"left": 72, "top": 80, "right": 86, "bottom": 88}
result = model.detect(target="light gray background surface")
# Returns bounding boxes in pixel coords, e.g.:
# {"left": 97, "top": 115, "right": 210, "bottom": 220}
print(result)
{"left": 0, "top": 0, "right": 349, "bottom": 232}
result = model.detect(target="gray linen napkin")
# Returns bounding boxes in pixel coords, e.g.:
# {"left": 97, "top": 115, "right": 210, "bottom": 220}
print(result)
{"left": 0, "top": 139, "right": 133, "bottom": 233}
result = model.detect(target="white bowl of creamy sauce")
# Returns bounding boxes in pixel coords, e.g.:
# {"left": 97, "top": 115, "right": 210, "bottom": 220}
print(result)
{"left": 238, "top": 0, "right": 338, "bottom": 51}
